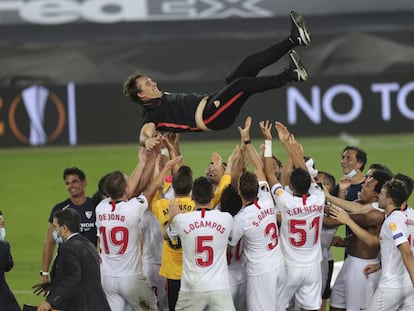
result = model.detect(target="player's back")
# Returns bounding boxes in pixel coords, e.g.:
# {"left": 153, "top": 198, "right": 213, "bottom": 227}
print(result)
{"left": 231, "top": 187, "right": 283, "bottom": 276}
{"left": 173, "top": 208, "right": 233, "bottom": 292}
{"left": 273, "top": 183, "right": 325, "bottom": 266}
{"left": 95, "top": 196, "right": 147, "bottom": 276}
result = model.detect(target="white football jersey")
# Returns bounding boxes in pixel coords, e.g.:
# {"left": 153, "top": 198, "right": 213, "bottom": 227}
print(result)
{"left": 272, "top": 182, "right": 325, "bottom": 266}
{"left": 168, "top": 208, "right": 233, "bottom": 292}
{"left": 379, "top": 209, "right": 414, "bottom": 288}
{"left": 95, "top": 196, "right": 147, "bottom": 276}
{"left": 320, "top": 225, "right": 337, "bottom": 260}
{"left": 227, "top": 238, "right": 246, "bottom": 286}
{"left": 141, "top": 209, "right": 163, "bottom": 265}
{"left": 230, "top": 184, "right": 284, "bottom": 276}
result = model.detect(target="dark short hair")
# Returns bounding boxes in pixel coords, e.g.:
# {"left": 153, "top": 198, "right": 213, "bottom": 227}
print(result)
{"left": 383, "top": 179, "right": 408, "bottom": 207}
{"left": 394, "top": 173, "right": 414, "bottom": 198}
{"left": 317, "top": 171, "right": 336, "bottom": 194}
{"left": 192, "top": 177, "right": 213, "bottom": 205}
{"left": 343, "top": 146, "right": 367, "bottom": 171}
{"left": 238, "top": 171, "right": 258, "bottom": 202}
{"left": 371, "top": 169, "right": 393, "bottom": 194}
{"left": 91, "top": 173, "right": 110, "bottom": 206}
{"left": 368, "top": 163, "right": 392, "bottom": 176}
{"left": 63, "top": 167, "right": 86, "bottom": 181}
{"left": 53, "top": 208, "right": 80, "bottom": 233}
{"left": 291, "top": 168, "right": 311, "bottom": 195}
{"left": 104, "top": 171, "right": 127, "bottom": 200}
{"left": 220, "top": 185, "right": 242, "bottom": 216}
{"left": 173, "top": 166, "right": 193, "bottom": 196}
{"left": 122, "top": 72, "right": 147, "bottom": 105}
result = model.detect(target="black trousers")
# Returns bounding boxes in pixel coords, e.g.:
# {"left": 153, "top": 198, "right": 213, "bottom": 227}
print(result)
{"left": 167, "top": 278, "right": 180, "bottom": 311}
{"left": 203, "top": 38, "right": 294, "bottom": 130}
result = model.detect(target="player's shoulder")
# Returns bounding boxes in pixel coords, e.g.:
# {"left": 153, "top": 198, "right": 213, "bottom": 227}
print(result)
{"left": 95, "top": 198, "right": 110, "bottom": 211}
{"left": 52, "top": 198, "right": 72, "bottom": 211}
{"left": 130, "top": 195, "right": 148, "bottom": 206}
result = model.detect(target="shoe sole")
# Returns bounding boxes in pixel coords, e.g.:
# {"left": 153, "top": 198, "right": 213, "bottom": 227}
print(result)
{"left": 290, "top": 11, "right": 311, "bottom": 46}
{"left": 289, "top": 50, "right": 308, "bottom": 81}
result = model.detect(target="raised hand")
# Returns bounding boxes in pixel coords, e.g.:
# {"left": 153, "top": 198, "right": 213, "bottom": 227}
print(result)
{"left": 238, "top": 116, "right": 252, "bottom": 142}
{"left": 275, "top": 121, "right": 290, "bottom": 144}
{"left": 259, "top": 120, "right": 273, "bottom": 140}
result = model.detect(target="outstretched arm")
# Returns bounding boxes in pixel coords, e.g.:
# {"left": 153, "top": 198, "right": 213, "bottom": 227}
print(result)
{"left": 324, "top": 187, "right": 373, "bottom": 214}
{"left": 259, "top": 120, "right": 279, "bottom": 188}
{"left": 143, "top": 156, "right": 182, "bottom": 203}
{"left": 126, "top": 146, "right": 148, "bottom": 198}
{"left": 275, "top": 122, "right": 308, "bottom": 173}
{"left": 329, "top": 206, "right": 379, "bottom": 247}
{"left": 239, "top": 117, "right": 265, "bottom": 181}
{"left": 139, "top": 122, "right": 160, "bottom": 150}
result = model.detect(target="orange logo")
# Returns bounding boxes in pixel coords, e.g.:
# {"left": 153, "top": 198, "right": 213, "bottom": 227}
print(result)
{"left": 389, "top": 222, "right": 397, "bottom": 231}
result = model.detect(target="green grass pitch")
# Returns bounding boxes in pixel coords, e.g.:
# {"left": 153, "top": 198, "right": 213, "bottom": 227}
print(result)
{"left": 1, "top": 132, "right": 414, "bottom": 307}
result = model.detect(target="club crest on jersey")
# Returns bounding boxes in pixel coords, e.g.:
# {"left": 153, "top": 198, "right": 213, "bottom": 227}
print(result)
{"left": 85, "top": 211, "right": 93, "bottom": 219}
{"left": 389, "top": 222, "right": 397, "bottom": 231}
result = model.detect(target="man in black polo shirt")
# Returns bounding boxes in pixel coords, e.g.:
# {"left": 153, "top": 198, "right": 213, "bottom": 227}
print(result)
{"left": 39, "top": 167, "right": 97, "bottom": 285}
{"left": 123, "top": 11, "right": 311, "bottom": 150}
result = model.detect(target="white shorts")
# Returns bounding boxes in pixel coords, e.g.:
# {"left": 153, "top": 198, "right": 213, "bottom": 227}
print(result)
{"left": 283, "top": 264, "right": 322, "bottom": 310}
{"left": 368, "top": 286, "right": 414, "bottom": 311}
{"left": 175, "top": 289, "right": 235, "bottom": 311}
{"left": 143, "top": 262, "right": 167, "bottom": 311}
{"left": 102, "top": 274, "right": 158, "bottom": 311}
{"left": 247, "top": 265, "right": 286, "bottom": 311}
{"left": 230, "top": 281, "right": 247, "bottom": 311}
{"left": 330, "top": 255, "right": 380, "bottom": 310}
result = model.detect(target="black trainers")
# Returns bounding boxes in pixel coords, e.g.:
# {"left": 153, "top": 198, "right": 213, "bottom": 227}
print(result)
{"left": 289, "top": 10, "right": 311, "bottom": 46}
{"left": 288, "top": 50, "right": 308, "bottom": 82}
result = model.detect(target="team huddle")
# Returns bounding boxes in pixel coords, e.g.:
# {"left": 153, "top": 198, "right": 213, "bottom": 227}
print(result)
{"left": 34, "top": 115, "right": 414, "bottom": 311}
{"left": 28, "top": 10, "right": 414, "bottom": 311}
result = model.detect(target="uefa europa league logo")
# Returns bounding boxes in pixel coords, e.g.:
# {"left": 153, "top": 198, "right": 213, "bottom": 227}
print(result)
{"left": 9, "top": 83, "right": 77, "bottom": 146}
{"left": 22, "top": 85, "right": 49, "bottom": 145}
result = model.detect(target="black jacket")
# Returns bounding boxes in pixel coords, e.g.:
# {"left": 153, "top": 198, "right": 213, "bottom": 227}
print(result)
{"left": 46, "top": 234, "right": 110, "bottom": 311}
{"left": 0, "top": 240, "right": 21, "bottom": 311}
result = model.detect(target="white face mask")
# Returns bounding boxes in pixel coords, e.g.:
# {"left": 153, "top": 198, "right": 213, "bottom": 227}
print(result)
{"left": 346, "top": 169, "right": 357, "bottom": 179}
{"left": 0, "top": 227, "right": 6, "bottom": 241}
{"left": 53, "top": 229, "right": 63, "bottom": 244}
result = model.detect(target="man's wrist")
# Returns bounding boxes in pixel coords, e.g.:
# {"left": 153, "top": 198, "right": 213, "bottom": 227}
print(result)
{"left": 40, "top": 271, "right": 49, "bottom": 276}
{"left": 264, "top": 140, "right": 272, "bottom": 157}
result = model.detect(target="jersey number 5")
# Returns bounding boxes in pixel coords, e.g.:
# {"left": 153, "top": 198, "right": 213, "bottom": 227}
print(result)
{"left": 99, "top": 226, "right": 129, "bottom": 255}
{"left": 196, "top": 236, "right": 214, "bottom": 267}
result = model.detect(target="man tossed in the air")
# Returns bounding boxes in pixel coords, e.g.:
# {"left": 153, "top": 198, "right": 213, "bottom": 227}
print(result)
{"left": 123, "top": 11, "right": 311, "bottom": 150}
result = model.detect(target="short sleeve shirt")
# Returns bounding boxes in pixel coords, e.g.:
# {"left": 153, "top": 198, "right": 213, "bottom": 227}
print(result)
{"left": 49, "top": 198, "right": 97, "bottom": 246}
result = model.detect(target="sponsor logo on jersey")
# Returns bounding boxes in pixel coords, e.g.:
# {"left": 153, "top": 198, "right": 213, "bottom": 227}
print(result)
{"left": 85, "top": 211, "right": 93, "bottom": 219}
{"left": 393, "top": 232, "right": 403, "bottom": 240}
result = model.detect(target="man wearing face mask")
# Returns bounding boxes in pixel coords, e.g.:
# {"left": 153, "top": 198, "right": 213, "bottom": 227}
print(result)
{"left": 36, "top": 208, "right": 110, "bottom": 311}
{"left": 331, "top": 146, "right": 368, "bottom": 250}
{"left": 0, "top": 211, "right": 21, "bottom": 311}
{"left": 335, "top": 146, "right": 367, "bottom": 201}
